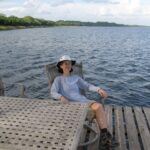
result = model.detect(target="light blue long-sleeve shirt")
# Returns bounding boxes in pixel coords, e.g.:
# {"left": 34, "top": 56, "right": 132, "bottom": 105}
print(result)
{"left": 50, "top": 75, "right": 100, "bottom": 102}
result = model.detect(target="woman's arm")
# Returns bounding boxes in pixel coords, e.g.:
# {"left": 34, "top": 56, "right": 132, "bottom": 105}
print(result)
{"left": 78, "top": 77, "right": 108, "bottom": 98}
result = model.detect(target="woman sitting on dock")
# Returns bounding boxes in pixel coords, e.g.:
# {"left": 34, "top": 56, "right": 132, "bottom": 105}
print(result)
{"left": 51, "top": 55, "right": 113, "bottom": 150}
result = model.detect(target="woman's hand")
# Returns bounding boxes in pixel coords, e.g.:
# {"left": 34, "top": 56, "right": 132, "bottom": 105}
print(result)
{"left": 98, "top": 89, "right": 108, "bottom": 99}
{"left": 60, "top": 96, "right": 69, "bottom": 104}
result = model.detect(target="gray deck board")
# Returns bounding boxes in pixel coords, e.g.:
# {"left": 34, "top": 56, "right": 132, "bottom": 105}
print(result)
{"left": 124, "top": 107, "right": 141, "bottom": 150}
{"left": 143, "top": 107, "right": 150, "bottom": 129}
{"left": 105, "top": 106, "right": 150, "bottom": 150}
{"left": 87, "top": 119, "right": 100, "bottom": 150}
{"left": 105, "top": 105, "right": 112, "bottom": 134}
{"left": 134, "top": 107, "right": 150, "bottom": 150}
{"left": 115, "top": 107, "right": 126, "bottom": 150}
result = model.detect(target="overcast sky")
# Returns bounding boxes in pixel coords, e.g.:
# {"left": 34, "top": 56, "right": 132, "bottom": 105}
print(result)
{"left": 0, "top": 0, "right": 150, "bottom": 25}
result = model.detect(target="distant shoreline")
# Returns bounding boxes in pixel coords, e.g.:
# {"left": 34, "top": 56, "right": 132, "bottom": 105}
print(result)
{"left": 0, "top": 14, "right": 148, "bottom": 31}
{"left": 0, "top": 25, "right": 148, "bottom": 31}
{"left": 0, "top": 25, "right": 45, "bottom": 31}
{"left": 0, "top": 25, "right": 53, "bottom": 31}
{"left": 0, "top": 14, "right": 129, "bottom": 31}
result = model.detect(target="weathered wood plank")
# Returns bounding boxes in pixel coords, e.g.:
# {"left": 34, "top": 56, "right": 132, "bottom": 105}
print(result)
{"left": 114, "top": 106, "right": 126, "bottom": 150}
{"left": 124, "top": 107, "right": 141, "bottom": 150}
{"left": 105, "top": 105, "right": 112, "bottom": 134}
{"left": 134, "top": 107, "right": 150, "bottom": 150}
{"left": 78, "top": 121, "right": 88, "bottom": 150}
{"left": 142, "top": 107, "right": 150, "bottom": 129}
{"left": 87, "top": 119, "right": 100, "bottom": 150}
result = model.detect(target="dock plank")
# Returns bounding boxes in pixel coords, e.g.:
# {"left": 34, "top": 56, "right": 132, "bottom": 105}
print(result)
{"left": 87, "top": 119, "right": 100, "bottom": 150}
{"left": 142, "top": 107, "right": 150, "bottom": 129}
{"left": 124, "top": 107, "right": 141, "bottom": 150}
{"left": 105, "top": 105, "right": 112, "bottom": 134}
{"left": 134, "top": 107, "right": 150, "bottom": 150}
{"left": 114, "top": 106, "right": 126, "bottom": 150}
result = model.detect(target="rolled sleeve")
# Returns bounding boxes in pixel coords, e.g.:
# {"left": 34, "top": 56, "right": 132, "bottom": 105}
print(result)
{"left": 88, "top": 85, "right": 100, "bottom": 92}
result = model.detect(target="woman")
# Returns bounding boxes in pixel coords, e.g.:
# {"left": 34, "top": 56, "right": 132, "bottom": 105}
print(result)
{"left": 51, "top": 55, "right": 113, "bottom": 150}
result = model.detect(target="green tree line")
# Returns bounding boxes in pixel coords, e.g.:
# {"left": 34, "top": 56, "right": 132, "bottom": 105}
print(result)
{"left": 0, "top": 14, "right": 125, "bottom": 27}
{"left": 0, "top": 14, "right": 55, "bottom": 26}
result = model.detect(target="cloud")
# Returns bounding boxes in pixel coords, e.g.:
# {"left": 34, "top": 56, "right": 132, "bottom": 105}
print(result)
{"left": 0, "top": 0, "right": 150, "bottom": 25}
{"left": 48, "top": 0, "right": 120, "bottom": 6}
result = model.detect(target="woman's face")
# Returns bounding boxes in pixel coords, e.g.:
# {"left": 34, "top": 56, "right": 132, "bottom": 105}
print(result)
{"left": 60, "top": 60, "right": 72, "bottom": 73}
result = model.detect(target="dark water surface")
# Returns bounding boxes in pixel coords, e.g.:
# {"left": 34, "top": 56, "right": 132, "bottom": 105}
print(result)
{"left": 0, "top": 27, "right": 150, "bottom": 106}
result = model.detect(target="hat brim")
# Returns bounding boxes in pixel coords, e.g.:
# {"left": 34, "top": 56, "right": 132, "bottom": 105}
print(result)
{"left": 57, "top": 60, "right": 76, "bottom": 68}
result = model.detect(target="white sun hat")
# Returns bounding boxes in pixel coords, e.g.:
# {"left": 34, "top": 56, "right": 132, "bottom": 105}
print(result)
{"left": 57, "top": 55, "right": 76, "bottom": 68}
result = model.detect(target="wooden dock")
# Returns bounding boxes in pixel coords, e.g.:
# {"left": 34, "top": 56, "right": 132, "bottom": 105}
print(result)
{"left": 0, "top": 97, "right": 150, "bottom": 150}
{"left": 105, "top": 105, "right": 150, "bottom": 150}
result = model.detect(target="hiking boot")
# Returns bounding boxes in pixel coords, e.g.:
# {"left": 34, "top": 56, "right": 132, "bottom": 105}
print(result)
{"left": 99, "top": 131, "right": 112, "bottom": 150}
{"left": 99, "top": 131, "right": 119, "bottom": 150}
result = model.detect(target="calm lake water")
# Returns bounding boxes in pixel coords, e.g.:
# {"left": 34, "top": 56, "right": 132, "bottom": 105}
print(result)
{"left": 0, "top": 27, "right": 150, "bottom": 106}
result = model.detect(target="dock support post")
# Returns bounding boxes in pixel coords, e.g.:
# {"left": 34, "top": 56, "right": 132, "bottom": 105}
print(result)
{"left": 19, "top": 85, "right": 27, "bottom": 98}
{"left": 0, "top": 79, "right": 4, "bottom": 96}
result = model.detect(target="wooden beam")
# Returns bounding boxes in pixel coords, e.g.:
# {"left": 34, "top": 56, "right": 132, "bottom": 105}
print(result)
{"left": 142, "top": 107, "right": 150, "bottom": 129}
{"left": 124, "top": 107, "right": 141, "bottom": 150}
{"left": 19, "top": 85, "right": 27, "bottom": 98}
{"left": 114, "top": 106, "right": 126, "bottom": 150}
{"left": 105, "top": 105, "right": 112, "bottom": 134}
{"left": 134, "top": 107, "right": 150, "bottom": 150}
{"left": 87, "top": 119, "right": 100, "bottom": 150}
{"left": 0, "top": 79, "right": 4, "bottom": 96}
